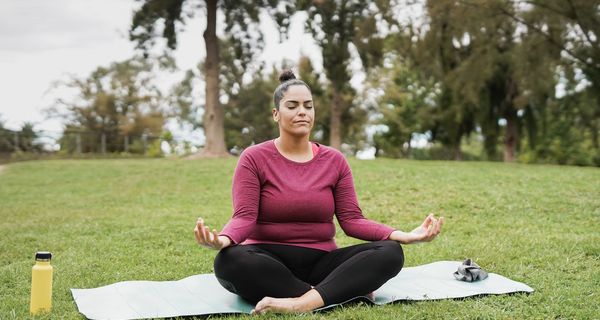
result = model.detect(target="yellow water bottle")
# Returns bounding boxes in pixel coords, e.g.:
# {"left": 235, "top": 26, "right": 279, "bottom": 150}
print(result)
{"left": 30, "top": 251, "right": 53, "bottom": 315}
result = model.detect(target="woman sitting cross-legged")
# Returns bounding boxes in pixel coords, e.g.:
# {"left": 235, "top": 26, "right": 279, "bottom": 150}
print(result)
{"left": 193, "top": 70, "right": 444, "bottom": 315}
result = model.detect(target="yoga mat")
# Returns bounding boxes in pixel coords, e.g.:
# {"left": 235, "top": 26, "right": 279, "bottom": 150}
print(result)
{"left": 71, "top": 261, "right": 534, "bottom": 319}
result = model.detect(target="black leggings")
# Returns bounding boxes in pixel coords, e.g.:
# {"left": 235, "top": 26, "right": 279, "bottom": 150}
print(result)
{"left": 213, "top": 240, "right": 404, "bottom": 306}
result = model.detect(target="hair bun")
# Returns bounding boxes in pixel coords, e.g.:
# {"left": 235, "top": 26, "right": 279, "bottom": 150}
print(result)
{"left": 279, "top": 70, "right": 296, "bottom": 83}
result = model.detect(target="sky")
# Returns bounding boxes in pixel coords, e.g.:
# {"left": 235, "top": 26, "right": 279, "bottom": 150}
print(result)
{"left": 0, "top": 0, "right": 324, "bottom": 137}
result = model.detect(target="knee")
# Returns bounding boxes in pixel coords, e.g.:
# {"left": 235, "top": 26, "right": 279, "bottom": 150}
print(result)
{"left": 378, "top": 240, "right": 404, "bottom": 274}
{"left": 214, "top": 245, "right": 246, "bottom": 277}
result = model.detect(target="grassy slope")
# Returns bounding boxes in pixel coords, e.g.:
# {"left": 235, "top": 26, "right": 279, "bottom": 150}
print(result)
{"left": 0, "top": 158, "right": 598, "bottom": 319}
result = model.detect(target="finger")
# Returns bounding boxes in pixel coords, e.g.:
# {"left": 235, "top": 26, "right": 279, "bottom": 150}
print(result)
{"left": 422, "top": 214, "right": 433, "bottom": 228}
{"left": 200, "top": 220, "right": 210, "bottom": 242}
{"left": 198, "top": 218, "right": 204, "bottom": 232}
{"left": 194, "top": 226, "right": 201, "bottom": 243}
{"left": 436, "top": 216, "right": 445, "bottom": 234}
{"left": 204, "top": 226, "right": 212, "bottom": 243}
{"left": 212, "top": 229, "right": 221, "bottom": 248}
{"left": 195, "top": 220, "right": 205, "bottom": 243}
{"left": 435, "top": 217, "right": 443, "bottom": 234}
{"left": 431, "top": 217, "right": 439, "bottom": 235}
{"left": 429, "top": 217, "right": 437, "bottom": 231}
{"left": 208, "top": 228, "right": 218, "bottom": 245}
{"left": 198, "top": 220, "right": 207, "bottom": 243}
{"left": 428, "top": 218, "right": 438, "bottom": 238}
{"left": 201, "top": 221, "right": 212, "bottom": 245}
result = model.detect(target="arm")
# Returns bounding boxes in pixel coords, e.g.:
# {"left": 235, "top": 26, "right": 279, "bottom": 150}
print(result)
{"left": 194, "top": 218, "right": 232, "bottom": 250}
{"left": 194, "top": 151, "right": 261, "bottom": 250}
{"left": 333, "top": 158, "right": 396, "bottom": 240}
{"left": 387, "top": 213, "right": 444, "bottom": 244}
{"left": 333, "top": 156, "right": 444, "bottom": 244}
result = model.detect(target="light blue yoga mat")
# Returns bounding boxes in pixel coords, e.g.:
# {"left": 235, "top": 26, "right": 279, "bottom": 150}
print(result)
{"left": 71, "top": 261, "right": 534, "bottom": 319}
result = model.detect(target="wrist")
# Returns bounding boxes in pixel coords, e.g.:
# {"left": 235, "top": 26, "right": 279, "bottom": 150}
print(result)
{"left": 388, "top": 230, "right": 414, "bottom": 244}
{"left": 218, "top": 235, "right": 232, "bottom": 249}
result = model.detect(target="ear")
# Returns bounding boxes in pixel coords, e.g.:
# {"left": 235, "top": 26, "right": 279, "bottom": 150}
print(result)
{"left": 272, "top": 108, "right": 279, "bottom": 122}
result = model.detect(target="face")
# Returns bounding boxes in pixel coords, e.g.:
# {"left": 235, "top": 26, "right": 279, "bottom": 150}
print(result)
{"left": 273, "top": 85, "right": 314, "bottom": 138}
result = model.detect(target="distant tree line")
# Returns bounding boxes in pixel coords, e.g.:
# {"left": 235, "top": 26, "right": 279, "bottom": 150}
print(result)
{"left": 24, "top": 0, "right": 598, "bottom": 166}
{"left": 0, "top": 122, "right": 43, "bottom": 153}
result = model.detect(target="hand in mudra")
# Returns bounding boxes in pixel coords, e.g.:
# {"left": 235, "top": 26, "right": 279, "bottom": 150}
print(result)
{"left": 194, "top": 218, "right": 228, "bottom": 250}
{"left": 409, "top": 213, "right": 444, "bottom": 243}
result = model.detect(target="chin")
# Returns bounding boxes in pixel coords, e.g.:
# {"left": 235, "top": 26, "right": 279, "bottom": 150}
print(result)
{"left": 286, "top": 129, "right": 311, "bottom": 138}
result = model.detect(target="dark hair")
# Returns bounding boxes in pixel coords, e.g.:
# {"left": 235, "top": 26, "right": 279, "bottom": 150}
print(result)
{"left": 273, "top": 70, "right": 311, "bottom": 109}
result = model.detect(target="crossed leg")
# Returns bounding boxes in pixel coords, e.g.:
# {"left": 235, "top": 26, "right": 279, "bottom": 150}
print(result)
{"left": 213, "top": 240, "right": 404, "bottom": 314}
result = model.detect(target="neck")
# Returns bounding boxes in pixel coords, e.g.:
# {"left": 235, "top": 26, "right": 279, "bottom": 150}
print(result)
{"left": 276, "top": 134, "right": 311, "bottom": 155}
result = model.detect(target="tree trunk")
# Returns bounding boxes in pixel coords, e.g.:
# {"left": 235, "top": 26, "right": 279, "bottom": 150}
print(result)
{"left": 483, "top": 133, "right": 498, "bottom": 160}
{"left": 406, "top": 134, "right": 412, "bottom": 158}
{"left": 592, "top": 127, "right": 599, "bottom": 150}
{"left": 453, "top": 141, "right": 462, "bottom": 160}
{"left": 503, "top": 77, "right": 518, "bottom": 162}
{"left": 503, "top": 105, "right": 518, "bottom": 162}
{"left": 197, "top": 0, "right": 228, "bottom": 158}
{"left": 329, "top": 87, "right": 342, "bottom": 150}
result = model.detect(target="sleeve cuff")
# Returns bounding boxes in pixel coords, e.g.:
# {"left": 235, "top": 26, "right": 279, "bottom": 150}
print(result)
{"left": 219, "top": 233, "right": 238, "bottom": 245}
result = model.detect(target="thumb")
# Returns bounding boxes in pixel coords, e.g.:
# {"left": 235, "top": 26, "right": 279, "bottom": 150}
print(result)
{"left": 422, "top": 214, "right": 434, "bottom": 228}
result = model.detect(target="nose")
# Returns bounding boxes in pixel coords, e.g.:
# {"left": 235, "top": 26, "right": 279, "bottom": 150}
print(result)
{"left": 298, "top": 105, "right": 309, "bottom": 116}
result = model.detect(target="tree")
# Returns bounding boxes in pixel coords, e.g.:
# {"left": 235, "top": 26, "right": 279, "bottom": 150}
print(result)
{"left": 371, "top": 0, "right": 597, "bottom": 164}
{"left": 399, "top": 0, "right": 480, "bottom": 160}
{"left": 370, "top": 58, "right": 437, "bottom": 158}
{"left": 510, "top": 0, "right": 600, "bottom": 155}
{"left": 222, "top": 66, "right": 279, "bottom": 151}
{"left": 48, "top": 57, "right": 165, "bottom": 154}
{"left": 465, "top": 0, "right": 599, "bottom": 161}
{"left": 0, "top": 116, "right": 13, "bottom": 153}
{"left": 300, "top": 0, "right": 387, "bottom": 150}
{"left": 130, "top": 0, "right": 293, "bottom": 157}
{"left": 16, "top": 123, "right": 43, "bottom": 152}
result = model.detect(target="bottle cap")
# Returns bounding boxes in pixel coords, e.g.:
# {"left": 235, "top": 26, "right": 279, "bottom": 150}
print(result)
{"left": 35, "top": 251, "right": 52, "bottom": 261}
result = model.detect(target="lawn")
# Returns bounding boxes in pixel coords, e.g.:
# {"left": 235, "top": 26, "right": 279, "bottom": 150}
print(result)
{"left": 0, "top": 158, "right": 598, "bottom": 319}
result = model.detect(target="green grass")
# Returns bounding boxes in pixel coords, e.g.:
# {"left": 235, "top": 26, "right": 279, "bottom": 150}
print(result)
{"left": 1, "top": 158, "right": 599, "bottom": 319}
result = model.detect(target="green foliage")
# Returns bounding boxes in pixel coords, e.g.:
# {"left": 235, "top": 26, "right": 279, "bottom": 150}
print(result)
{"left": 48, "top": 57, "right": 165, "bottom": 154}
{"left": 371, "top": 59, "right": 438, "bottom": 158}
{"left": 374, "top": 0, "right": 598, "bottom": 165}
{"left": 297, "top": 56, "right": 369, "bottom": 153}
{"left": 130, "top": 0, "right": 294, "bottom": 57}
{"left": 0, "top": 117, "right": 10, "bottom": 153}
{"left": 130, "top": 0, "right": 295, "bottom": 155}
{"left": 222, "top": 68, "right": 279, "bottom": 151}
{"left": 130, "top": 0, "right": 184, "bottom": 52}
{"left": 519, "top": 91, "right": 599, "bottom": 166}
{"left": 146, "top": 139, "right": 164, "bottom": 158}
{"left": 13, "top": 123, "right": 43, "bottom": 152}
{"left": 301, "top": 0, "right": 388, "bottom": 148}
{"left": 1, "top": 159, "right": 599, "bottom": 318}
{"left": 0, "top": 122, "right": 44, "bottom": 154}
{"left": 169, "top": 69, "right": 202, "bottom": 129}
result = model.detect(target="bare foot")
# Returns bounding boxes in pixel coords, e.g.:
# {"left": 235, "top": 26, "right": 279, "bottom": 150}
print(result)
{"left": 251, "top": 289, "right": 324, "bottom": 315}
{"left": 251, "top": 297, "right": 306, "bottom": 315}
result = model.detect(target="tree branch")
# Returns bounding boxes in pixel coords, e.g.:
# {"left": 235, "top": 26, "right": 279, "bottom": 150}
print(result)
{"left": 458, "top": 0, "right": 596, "bottom": 69}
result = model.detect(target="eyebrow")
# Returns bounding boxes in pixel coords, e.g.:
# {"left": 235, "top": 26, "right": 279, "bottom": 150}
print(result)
{"left": 285, "top": 100, "right": 313, "bottom": 104}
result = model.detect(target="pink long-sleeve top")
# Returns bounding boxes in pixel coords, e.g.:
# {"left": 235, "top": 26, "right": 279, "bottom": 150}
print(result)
{"left": 219, "top": 139, "right": 396, "bottom": 252}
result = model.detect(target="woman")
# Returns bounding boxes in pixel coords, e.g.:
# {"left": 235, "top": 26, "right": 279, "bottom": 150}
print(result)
{"left": 194, "top": 70, "right": 444, "bottom": 314}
